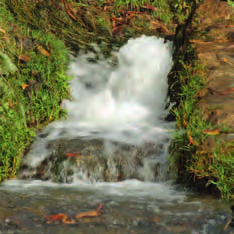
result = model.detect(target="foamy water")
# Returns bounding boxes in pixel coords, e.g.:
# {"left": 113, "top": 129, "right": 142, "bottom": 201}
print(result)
{"left": 1, "top": 37, "right": 232, "bottom": 234}
{"left": 1, "top": 179, "right": 186, "bottom": 201}
{"left": 20, "top": 35, "right": 174, "bottom": 169}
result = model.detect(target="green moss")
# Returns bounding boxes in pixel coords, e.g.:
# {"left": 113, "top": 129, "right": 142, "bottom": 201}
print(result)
{"left": 0, "top": 1, "right": 70, "bottom": 181}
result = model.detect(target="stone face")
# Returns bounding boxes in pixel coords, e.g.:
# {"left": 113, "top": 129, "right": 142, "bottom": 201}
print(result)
{"left": 191, "top": 0, "right": 234, "bottom": 131}
{"left": 18, "top": 137, "right": 171, "bottom": 183}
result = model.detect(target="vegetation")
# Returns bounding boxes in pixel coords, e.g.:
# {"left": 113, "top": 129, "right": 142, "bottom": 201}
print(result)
{"left": 0, "top": 0, "right": 185, "bottom": 182}
{"left": 169, "top": 45, "right": 233, "bottom": 200}
{"left": 0, "top": 1, "right": 70, "bottom": 181}
{"left": 0, "top": 0, "right": 232, "bottom": 199}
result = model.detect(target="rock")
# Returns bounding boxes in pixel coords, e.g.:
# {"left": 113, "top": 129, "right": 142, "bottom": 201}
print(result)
{"left": 18, "top": 137, "right": 171, "bottom": 183}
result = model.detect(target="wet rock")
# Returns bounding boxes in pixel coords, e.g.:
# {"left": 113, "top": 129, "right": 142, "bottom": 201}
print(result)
{"left": 191, "top": 0, "right": 234, "bottom": 141}
{"left": 18, "top": 137, "right": 171, "bottom": 183}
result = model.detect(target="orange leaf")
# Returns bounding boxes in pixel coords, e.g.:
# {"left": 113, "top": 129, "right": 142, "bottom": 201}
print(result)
{"left": 75, "top": 203, "right": 103, "bottom": 219}
{"left": 46, "top": 213, "right": 68, "bottom": 221}
{"left": 75, "top": 210, "right": 100, "bottom": 219}
{"left": 223, "top": 219, "right": 231, "bottom": 230}
{"left": 22, "top": 83, "right": 29, "bottom": 90}
{"left": 97, "top": 203, "right": 103, "bottom": 211}
{"left": 202, "top": 129, "right": 220, "bottom": 135}
{"left": 188, "top": 135, "right": 195, "bottom": 145}
{"left": 152, "top": 217, "right": 159, "bottom": 222}
{"left": 19, "top": 54, "right": 31, "bottom": 62}
{"left": 35, "top": 44, "right": 50, "bottom": 57}
{"left": 65, "top": 153, "right": 80, "bottom": 157}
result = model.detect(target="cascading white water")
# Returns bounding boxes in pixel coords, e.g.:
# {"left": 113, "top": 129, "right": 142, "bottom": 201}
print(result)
{"left": 21, "top": 35, "right": 175, "bottom": 177}
{"left": 63, "top": 35, "right": 173, "bottom": 135}
{"left": 1, "top": 37, "right": 232, "bottom": 234}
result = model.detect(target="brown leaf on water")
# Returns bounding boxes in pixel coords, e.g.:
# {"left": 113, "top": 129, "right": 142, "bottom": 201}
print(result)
{"left": 46, "top": 213, "right": 68, "bottom": 221}
{"left": 75, "top": 210, "right": 100, "bottom": 219}
{"left": 75, "top": 203, "right": 103, "bottom": 219}
{"left": 65, "top": 153, "right": 81, "bottom": 157}
{"left": 97, "top": 203, "right": 103, "bottom": 211}
{"left": 223, "top": 218, "right": 231, "bottom": 230}
{"left": 152, "top": 217, "right": 159, "bottom": 222}
{"left": 46, "top": 213, "right": 75, "bottom": 224}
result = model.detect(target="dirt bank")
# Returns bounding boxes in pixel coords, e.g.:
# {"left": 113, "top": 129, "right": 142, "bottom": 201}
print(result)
{"left": 171, "top": 0, "right": 233, "bottom": 200}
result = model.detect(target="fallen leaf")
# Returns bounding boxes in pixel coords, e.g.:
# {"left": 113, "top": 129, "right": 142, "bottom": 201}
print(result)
{"left": 223, "top": 218, "right": 231, "bottom": 230}
{"left": 202, "top": 129, "right": 220, "bottom": 135}
{"left": 75, "top": 203, "right": 103, "bottom": 219}
{"left": 65, "top": 153, "right": 80, "bottom": 157}
{"left": 61, "top": 0, "right": 77, "bottom": 21}
{"left": 22, "top": 83, "right": 29, "bottom": 90}
{"left": 190, "top": 39, "right": 229, "bottom": 44}
{"left": 188, "top": 135, "right": 195, "bottom": 145}
{"left": 75, "top": 210, "right": 100, "bottom": 219}
{"left": 152, "top": 217, "right": 159, "bottom": 222}
{"left": 19, "top": 54, "right": 31, "bottom": 62}
{"left": 97, "top": 203, "right": 103, "bottom": 211}
{"left": 46, "top": 213, "right": 68, "bottom": 222}
{"left": 35, "top": 43, "right": 50, "bottom": 57}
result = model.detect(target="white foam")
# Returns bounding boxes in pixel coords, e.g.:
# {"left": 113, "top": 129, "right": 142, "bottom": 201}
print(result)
{"left": 23, "top": 35, "right": 174, "bottom": 171}
{"left": 1, "top": 179, "right": 185, "bottom": 201}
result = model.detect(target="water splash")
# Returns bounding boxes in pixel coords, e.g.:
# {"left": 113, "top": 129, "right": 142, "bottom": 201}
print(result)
{"left": 21, "top": 35, "right": 174, "bottom": 178}
{"left": 60, "top": 35, "right": 173, "bottom": 137}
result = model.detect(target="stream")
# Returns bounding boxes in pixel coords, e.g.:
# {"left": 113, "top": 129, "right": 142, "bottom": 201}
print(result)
{"left": 0, "top": 36, "right": 233, "bottom": 233}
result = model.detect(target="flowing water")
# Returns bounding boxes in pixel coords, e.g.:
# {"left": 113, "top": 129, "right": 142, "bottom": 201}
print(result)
{"left": 0, "top": 36, "right": 233, "bottom": 233}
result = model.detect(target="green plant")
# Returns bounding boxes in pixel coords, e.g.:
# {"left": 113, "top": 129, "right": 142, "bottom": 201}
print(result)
{"left": 0, "top": 1, "right": 70, "bottom": 181}
{"left": 227, "top": 0, "right": 234, "bottom": 8}
{"left": 169, "top": 48, "right": 233, "bottom": 200}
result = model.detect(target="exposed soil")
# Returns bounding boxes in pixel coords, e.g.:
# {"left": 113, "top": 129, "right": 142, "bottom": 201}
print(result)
{"left": 171, "top": 0, "right": 234, "bottom": 198}
{"left": 192, "top": 0, "right": 234, "bottom": 131}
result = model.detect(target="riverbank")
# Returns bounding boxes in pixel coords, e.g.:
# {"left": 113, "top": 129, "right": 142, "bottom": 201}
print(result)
{"left": 169, "top": 0, "right": 234, "bottom": 200}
